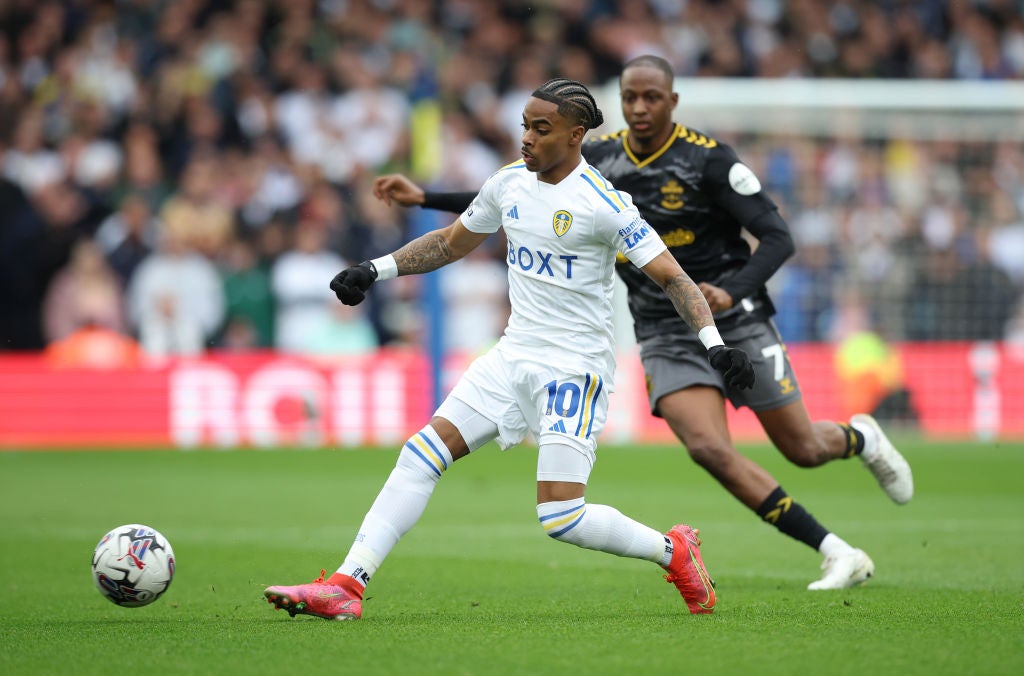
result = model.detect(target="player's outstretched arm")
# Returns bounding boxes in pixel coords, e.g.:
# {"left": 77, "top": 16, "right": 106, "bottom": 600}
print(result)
{"left": 640, "top": 250, "right": 756, "bottom": 389}
{"left": 330, "top": 219, "right": 489, "bottom": 306}
{"left": 373, "top": 174, "right": 426, "bottom": 207}
{"left": 373, "top": 174, "right": 477, "bottom": 213}
{"left": 393, "top": 219, "right": 488, "bottom": 273}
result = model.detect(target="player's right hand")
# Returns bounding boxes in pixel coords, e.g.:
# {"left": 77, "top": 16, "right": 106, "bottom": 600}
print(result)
{"left": 373, "top": 174, "right": 426, "bottom": 207}
{"left": 329, "top": 263, "right": 376, "bottom": 305}
{"left": 707, "top": 345, "right": 756, "bottom": 390}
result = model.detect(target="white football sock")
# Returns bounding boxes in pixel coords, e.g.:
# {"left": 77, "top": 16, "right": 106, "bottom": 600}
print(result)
{"left": 851, "top": 419, "right": 879, "bottom": 459}
{"left": 818, "top": 532, "right": 856, "bottom": 559}
{"left": 537, "top": 498, "right": 666, "bottom": 563}
{"left": 337, "top": 426, "right": 453, "bottom": 587}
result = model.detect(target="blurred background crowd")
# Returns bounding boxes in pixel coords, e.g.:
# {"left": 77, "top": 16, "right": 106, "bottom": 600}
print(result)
{"left": 1, "top": 0, "right": 1023, "bottom": 366}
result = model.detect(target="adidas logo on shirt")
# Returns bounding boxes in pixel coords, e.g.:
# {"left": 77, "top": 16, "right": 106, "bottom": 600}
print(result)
{"left": 505, "top": 205, "right": 519, "bottom": 220}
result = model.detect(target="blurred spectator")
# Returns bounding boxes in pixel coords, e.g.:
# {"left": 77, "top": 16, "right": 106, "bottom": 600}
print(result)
{"left": 834, "top": 330, "right": 918, "bottom": 428}
{"left": 496, "top": 55, "right": 550, "bottom": 152}
{"left": 769, "top": 241, "right": 837, "bottom": 344}
{"left": 270, "top": 221, "right": 347, "bottom": 353}
{"left": 300, "top": 179, "right": 352, "bottom": 254}
{"left": 42, "top": 238, "right": 126, "bottom": 344}
{"left": 94, "top": 192, "right": 159, "bottom": 286}
{"left": 233, "top": 72, "right": 276, "bottom": 142}
{"left": 159, "top": 150, "right": 235, "bottom": 258}
{"left": 218, "top": 236, "right": 275, "bottom": 349}
{"left": 770, "top": 181, "right": 839, "bottom": 342}
{"left": 439, "top": 244, "right": 510, "bottom": 354}
{"left": 272, "top": 60, "right": 333, "bottom": 177}
{"left": 32, "top": 180, "right": 105, "bottom": 276}
{"left": 985, "top": 192, "right": 1024, "bottom": 284}
{"left": 438, "top": 112, "right": 503, "bottom": 190}
{"left": 71, "top": 6, "right": 139, "bottom": 117}
{"left": 350, "top": 175, "right": 407, "bottom": 257}
{"left": 0, "top": 176, "right": 42, "bottom": 348}
{"left": 111, "top": 122, "right": 173, "bottom": 214}
{"left": 127, "top": 231, "right": 225, "bottom": 357}
{"left": 378, "top": 274, "right": 425, "bottom": 348}
{"left": 325, "top": 49, "right": 411, "bottom": 182}
{"left": 347, "top": 176, "right": 412, "bottom": 345}
{"left": 53, "top": 88, "right": 125, "bottom": 211}
{"left": 236, "top": 134, "right": 304, "bottom": 231}
{"left": 3, "top": 108, "right": 65, "bottom": 194}
{"left": 301, "top": 302, "right": 380, "bottom": 357}
{"left": 906, "top": 246, "right": 1017, "bottom": 341}
{"left": 0, "top": 179, "right": 102, "bottom": 349}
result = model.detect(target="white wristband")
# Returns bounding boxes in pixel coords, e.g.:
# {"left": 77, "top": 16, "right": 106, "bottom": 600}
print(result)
{"left": 698, "top": 326, "right": 725, "bottom": 350}
{"left": 370, "top": 254, "right": 398, "bottom": 281}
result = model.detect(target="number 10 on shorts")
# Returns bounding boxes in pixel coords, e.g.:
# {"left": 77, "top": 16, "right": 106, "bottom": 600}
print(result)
{"left": 545, "top": 379, "right": 582, "bottom": 417}
{"left": 543, "top": 374, "right": 604, "bottom": 440}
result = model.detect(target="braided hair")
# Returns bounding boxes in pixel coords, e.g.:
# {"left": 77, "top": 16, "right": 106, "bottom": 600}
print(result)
{"left": 531, "top": 78, "right": 605, "bottom": 131}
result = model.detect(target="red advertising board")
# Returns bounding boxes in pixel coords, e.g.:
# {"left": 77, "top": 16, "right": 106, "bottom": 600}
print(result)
{"left": 1, "top": 343, "right": 1022, "bottom": 449}
{"left": 0, "top": 350, "right": 433, "bottom": 448}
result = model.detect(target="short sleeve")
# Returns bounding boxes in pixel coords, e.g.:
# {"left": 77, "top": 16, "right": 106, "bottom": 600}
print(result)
{"left": 597, "top": 203, "right": 666, "bottom": 269}
{"left": 460, "top": 173, "right": 503, "bottom": 234}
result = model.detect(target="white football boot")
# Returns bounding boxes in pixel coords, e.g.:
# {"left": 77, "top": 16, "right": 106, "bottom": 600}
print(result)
{"left": 852, "top": 413, "right": 914, "bottom": 504}
{"left": 807, "top": 549, "right": 875, "bottom": 590}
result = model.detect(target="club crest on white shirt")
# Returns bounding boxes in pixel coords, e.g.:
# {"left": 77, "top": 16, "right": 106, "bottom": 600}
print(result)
{"left": 553, "top": 210, "right": 573, "bottom": 237}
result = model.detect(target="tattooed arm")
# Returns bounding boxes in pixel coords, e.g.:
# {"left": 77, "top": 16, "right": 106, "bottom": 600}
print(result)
{"left": 640, "top": 250, "right": 716, "bottom": 333}
{"left": 638, "top": 250, "right": 756, "bottom": 388}
{"left": 330, "top": 218, "right": 489, "bottom": 305}
{"left": 393, "top": 219, "right": 490, "bottom": 276}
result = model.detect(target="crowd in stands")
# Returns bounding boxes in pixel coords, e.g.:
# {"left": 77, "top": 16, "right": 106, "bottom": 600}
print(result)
{"left": 1, "top": 0, "right": 1023, "bottom": 364}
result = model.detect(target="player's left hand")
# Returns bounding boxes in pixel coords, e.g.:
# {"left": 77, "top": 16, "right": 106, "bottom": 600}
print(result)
{"left": 707, "top": 345, "right": 756, "bottom": 390}
{"left": 698, "top": 282, "right": 734, "bottom": 313}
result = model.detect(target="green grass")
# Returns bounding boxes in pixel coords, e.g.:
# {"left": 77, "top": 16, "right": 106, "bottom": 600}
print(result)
{"left": 1, "top": 439, "right": 1022, "bottom": 675}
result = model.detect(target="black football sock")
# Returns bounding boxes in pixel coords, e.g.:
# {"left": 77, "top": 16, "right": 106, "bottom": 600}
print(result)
{"left": 838, "top": 423, "right": 866, "bottom": 458}
{"left": 755, "top": 486, "right": 829, "bottom": 551}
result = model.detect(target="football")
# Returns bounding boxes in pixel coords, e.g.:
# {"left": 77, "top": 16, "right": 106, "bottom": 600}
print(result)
{"left": 92, "top": 524, "right": 176, "bottom": 607}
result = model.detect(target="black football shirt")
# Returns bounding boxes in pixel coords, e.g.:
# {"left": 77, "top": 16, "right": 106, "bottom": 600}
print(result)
{"left": 583, "top": 124, "right": 790, "bottom": 340}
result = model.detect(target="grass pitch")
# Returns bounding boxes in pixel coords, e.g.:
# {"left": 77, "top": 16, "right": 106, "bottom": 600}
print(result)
{"left": 1, "top": 439, "right": 1022, "bottom": 675}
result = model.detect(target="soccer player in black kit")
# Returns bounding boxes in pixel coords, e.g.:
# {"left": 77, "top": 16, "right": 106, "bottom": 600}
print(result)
{"left": 372, "top": 55, "right": 913, "bottom": 590}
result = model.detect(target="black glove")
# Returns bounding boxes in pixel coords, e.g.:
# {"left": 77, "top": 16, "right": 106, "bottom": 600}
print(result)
{"left": 707, "top": 345, "right": 756, "bottom": 390}
{"left": 330, "top": 261, "right": 377, "bottom": 305}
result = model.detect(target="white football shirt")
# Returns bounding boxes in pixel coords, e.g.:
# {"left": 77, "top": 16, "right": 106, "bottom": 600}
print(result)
{"left": 460, "top": 157, "right": 666, "bottom": 381}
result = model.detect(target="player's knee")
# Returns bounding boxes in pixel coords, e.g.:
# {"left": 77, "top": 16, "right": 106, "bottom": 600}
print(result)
{"left": 396, "top": 425, "right": 454, "bottom": 482}
{"left": 684, "top": 438, "right": 733, "bottom": 472}
{"left": 537, "top": 499, "right": 587, "bottom": 545}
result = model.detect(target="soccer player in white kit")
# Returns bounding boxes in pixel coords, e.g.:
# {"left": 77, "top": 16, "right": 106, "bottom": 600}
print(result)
{"left": 264, "top": 79, "right": 756, "bottom": 620}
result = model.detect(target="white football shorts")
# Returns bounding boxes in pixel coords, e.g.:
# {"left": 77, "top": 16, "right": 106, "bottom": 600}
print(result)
{"left": 435, "top": 346, "right": 610, "bottom": 484}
